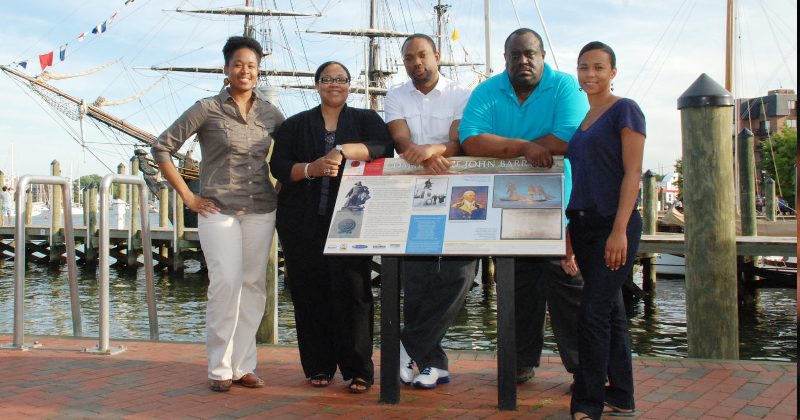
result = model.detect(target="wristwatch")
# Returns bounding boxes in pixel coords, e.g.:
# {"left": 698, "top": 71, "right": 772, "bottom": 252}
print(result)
{"left": 335, "top": 144, "right": 345, "bottom": 158}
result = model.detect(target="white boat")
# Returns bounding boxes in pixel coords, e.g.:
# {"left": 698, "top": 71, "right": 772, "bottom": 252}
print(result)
{"left": 654, "top": 253, "right": 686, "bottom": 277}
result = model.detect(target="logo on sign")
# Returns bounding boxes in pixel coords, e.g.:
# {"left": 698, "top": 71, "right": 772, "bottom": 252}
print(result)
{"left": 339, "top": 244, "right": 347, "bottom": 251}
{"left": 353, "top": 245, "right": 368, "bottom": 249}
{"left": 390, "top": 244, "right": 401, "bottom": 248}
{"left": 372, "top": 244, "right": 386, "bottom": 249}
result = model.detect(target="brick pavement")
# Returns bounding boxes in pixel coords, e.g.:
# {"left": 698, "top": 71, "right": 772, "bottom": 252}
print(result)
{"left": 0, "top": 335, "right": 795, "bottom": 419}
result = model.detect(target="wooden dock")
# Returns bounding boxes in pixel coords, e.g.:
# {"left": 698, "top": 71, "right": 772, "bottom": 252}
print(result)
{"left": 1, "top": 225, "right": 795, "bottom": 265}
{"left": 0, "top": 225, "right": 202, "bottom": 268}
{"left": 639, "top": 234, "right": 797, "bottom": 257}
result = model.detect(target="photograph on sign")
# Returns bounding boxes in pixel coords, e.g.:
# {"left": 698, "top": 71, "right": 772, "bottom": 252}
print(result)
{"left": 412, "top": 178, "right": 449, "bottom": 208}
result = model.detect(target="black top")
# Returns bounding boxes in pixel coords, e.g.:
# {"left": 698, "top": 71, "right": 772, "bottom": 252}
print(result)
{"left": 270, "top": 105, "right": 393, "bottom": 236}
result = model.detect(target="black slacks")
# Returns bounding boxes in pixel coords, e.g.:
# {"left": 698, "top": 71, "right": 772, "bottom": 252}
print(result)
{"left": 400, "top": 257, "right": 477, "bottom": 370}
{"left": 514, "top": 257, "right": 583, "bottom": 373}
{"left": 278, "top": 213, "right": 374, "bottom": 383}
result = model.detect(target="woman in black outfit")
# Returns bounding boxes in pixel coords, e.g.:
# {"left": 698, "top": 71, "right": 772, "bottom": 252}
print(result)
{"left": 270, "top": 61, "right": 393, "bottom": 393}
{"left": 566, "top": 42, "right": 646, "bottom": 420}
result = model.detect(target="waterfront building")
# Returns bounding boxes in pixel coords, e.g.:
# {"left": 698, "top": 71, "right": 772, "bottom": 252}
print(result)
{"left": 737, "top": 89, "right": 798, "bottom": 182}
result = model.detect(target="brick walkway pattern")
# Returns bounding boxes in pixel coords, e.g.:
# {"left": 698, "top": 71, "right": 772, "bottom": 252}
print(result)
{"left": 0, "top": 336, "right": 795, "bottom": 419}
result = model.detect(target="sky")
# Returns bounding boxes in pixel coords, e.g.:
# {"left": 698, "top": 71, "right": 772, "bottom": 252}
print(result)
{"left": 0, "top": 0, "right": 797, "bottom": 181}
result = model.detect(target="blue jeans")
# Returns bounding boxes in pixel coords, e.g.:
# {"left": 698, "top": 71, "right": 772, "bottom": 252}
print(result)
{"left": 568, "top": 210, "right": 641, "bottom": 419}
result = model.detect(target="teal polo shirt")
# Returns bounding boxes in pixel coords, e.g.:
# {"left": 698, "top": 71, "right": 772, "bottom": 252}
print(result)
{"left": 459, "top": 64, "right": 589, "bottom": 204}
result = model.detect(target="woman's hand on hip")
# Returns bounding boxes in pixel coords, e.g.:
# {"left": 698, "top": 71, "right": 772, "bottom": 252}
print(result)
{"left": 604, "top": 229, "right": 628, "bottom": 271}
{"left": 183, "top": 192, "right": 219, "bottom": 218}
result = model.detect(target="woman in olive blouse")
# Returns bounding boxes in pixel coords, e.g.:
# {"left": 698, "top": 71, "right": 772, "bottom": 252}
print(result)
{"left": 270, "top": 61, "right": 393, "bottom": 393}
{"left": 152, "top": 36, "right": 284, "bottom": 392}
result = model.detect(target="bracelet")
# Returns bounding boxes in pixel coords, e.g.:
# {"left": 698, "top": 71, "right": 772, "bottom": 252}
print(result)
{"left": 304, "top": 163, "right": 315, "bottom": 180}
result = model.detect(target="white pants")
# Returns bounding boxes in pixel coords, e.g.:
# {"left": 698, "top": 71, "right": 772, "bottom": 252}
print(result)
{"left": 198, "top": 210, "right": 276, "bottom": 380}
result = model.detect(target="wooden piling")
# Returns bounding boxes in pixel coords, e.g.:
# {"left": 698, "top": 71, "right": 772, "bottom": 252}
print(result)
{"left": 50, "top": 160, "right": 63, "bottom": 264}
{"left": 257, "top": 147, "right": 280, "bottom": 345}
{"left": 86, "top": 183, "right": 99, "bottom": 264}
{"left": 25, "top": 188, "right": 32, "bottom": 225}
{"left": 128, "top": 156, "right": 140, "bottom": 267}
{"left": 481, "top": 256, "right": 495, "bottom": 287}
{"left": 678, "top": 73, "right": 739, "bottom": 360}
{"left": 0, "top": 171, "right": 4, "bottom": 209}
{"left": 641, "top": 170, "right": 657, "bottom": 292}
{"left": 738, "top": 129, "right": 757, "bottom": 236}
{"left": 173, "top": 192, "right": 185, "bottom": 272}
{"left": 765, "top": 179, "right": 776, "bottom": 221}
{"left": 737, "top": 128, "right": 757, "bottom": 291}
{"left": 158, "top": 184, "right": 169, "bottom": 259}
{"left": 117, "top": 163, "right": 126, "bottom": 201}
{"left": 257, "top": 235, "right": 279, "bottom": 344}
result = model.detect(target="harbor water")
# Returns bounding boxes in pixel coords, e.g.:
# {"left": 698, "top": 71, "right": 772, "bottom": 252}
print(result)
{"left": 0, "top": 212, "right": 796, "bottom": 362}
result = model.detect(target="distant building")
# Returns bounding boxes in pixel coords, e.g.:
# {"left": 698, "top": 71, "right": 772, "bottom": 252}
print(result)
{"left": 658, "top": 172, "right": 680, "bottom": 210}
{"left": 737, "top": 89, "right": 797, "bottom": 178}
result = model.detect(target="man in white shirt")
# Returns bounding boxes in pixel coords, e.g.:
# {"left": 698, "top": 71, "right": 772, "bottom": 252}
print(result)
{"left": 385, "top": 34, "right": 477, "bottom": 389}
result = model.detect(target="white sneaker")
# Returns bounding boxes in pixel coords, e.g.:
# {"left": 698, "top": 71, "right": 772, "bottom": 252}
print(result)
{"left": 399, "top": 342, "right": 414, "bottom": 385}
{"left": 413, "top": 367, "right": 450, "bottom": 389}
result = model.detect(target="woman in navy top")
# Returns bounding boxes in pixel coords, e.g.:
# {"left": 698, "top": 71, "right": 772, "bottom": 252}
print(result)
{"left": 566, "top": 42, "right": 646, "bottom": 420}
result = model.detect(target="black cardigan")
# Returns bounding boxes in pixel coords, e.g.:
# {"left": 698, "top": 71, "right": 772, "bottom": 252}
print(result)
{"left": 270, "top": 105, "right": 394, "bottom": 236}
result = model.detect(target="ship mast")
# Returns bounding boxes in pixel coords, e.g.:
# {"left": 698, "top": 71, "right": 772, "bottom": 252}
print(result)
{"left": 305, "top": 0, "right": 412, "bottom": 110}
{"left": 159, "top": 3, "right": 320, "bottom": 78}
{"left": 434, "top": 1, "right": 449, "bottom": 55}
{"left": 725, "top": 0, "right": 735, "bottom": 94}
{"left": 484, "top": 0, "right": 492, "bottom": 76}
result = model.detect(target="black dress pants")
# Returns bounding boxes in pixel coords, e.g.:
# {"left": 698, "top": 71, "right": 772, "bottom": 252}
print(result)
{"left": 400, "top": 257, "right": 477, "bottom": 370}
{"left": 514, "top": 257, "right": 583, "bottom": 373}
{"left": 278, "top": 213, "right": 374, "bottom": 383}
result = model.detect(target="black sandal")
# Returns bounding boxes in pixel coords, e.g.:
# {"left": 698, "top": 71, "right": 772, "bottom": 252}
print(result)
{"left": 348, "top": 377, "right": 371, "bottom": 394}
{"left": 310, "top": 373, "right": 332, "bottom": 388}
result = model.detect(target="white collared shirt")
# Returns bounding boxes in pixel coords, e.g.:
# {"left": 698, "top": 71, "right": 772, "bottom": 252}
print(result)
{"left": 384, "top": 73, "right": 472, "bottom": 145}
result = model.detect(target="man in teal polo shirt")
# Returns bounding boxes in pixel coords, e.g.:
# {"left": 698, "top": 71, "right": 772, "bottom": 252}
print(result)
{"left": 460, "top": 28, "right": 588, "bottom": 386}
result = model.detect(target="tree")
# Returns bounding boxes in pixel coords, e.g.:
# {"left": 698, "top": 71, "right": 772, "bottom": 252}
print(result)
{"left": 73, "top": 174, "right": 102, "bottom": 202}
{"left": 759, "top": 127, "right": 797, "bottom": 206}
{"left": 673, "top": 158, "right": 683, "bottom": 201}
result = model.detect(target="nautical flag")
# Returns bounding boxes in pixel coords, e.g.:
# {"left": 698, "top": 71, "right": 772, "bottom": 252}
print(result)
{"left": 107, "top": 12, "right": 118, "bottom": 25}
{"left": 452, "top": 29, "right": 459, "bottom": 41}
{"left": 59, "top": 44, "right": 67, "bottom": 61}
{"left": 78, "top": 32, "right": 87, "bottom": 41}
{"left": 92, "top": 22, "right": 107, "bottom": 34}
{"left": 17, "top": 61, "right": 27, "bottom": 69}
{"left": 39, "top": 51, "right": 54, "bottom": 70}
{"left": 125, "top": 0, "right": 135, "bottom": 5}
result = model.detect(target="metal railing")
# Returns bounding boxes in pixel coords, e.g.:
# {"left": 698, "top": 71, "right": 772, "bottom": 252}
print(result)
{"left": 83, "top": 174, "right": 158, "bottom": 355}
{"left": 2, "top": 175, "right": 81, "bottom": 351}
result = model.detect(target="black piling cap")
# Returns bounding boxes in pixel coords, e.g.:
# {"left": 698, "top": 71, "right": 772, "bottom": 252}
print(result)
{"left": 738, "top": 128, "right": 754, "bottom": 138}
{"left": 677, "top": 73, "right": 733, "bottom": 109}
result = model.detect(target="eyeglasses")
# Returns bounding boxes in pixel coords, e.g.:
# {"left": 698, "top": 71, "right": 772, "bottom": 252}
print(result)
{"left": 319, "top": 77, "right": 350, "bottom": 85}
